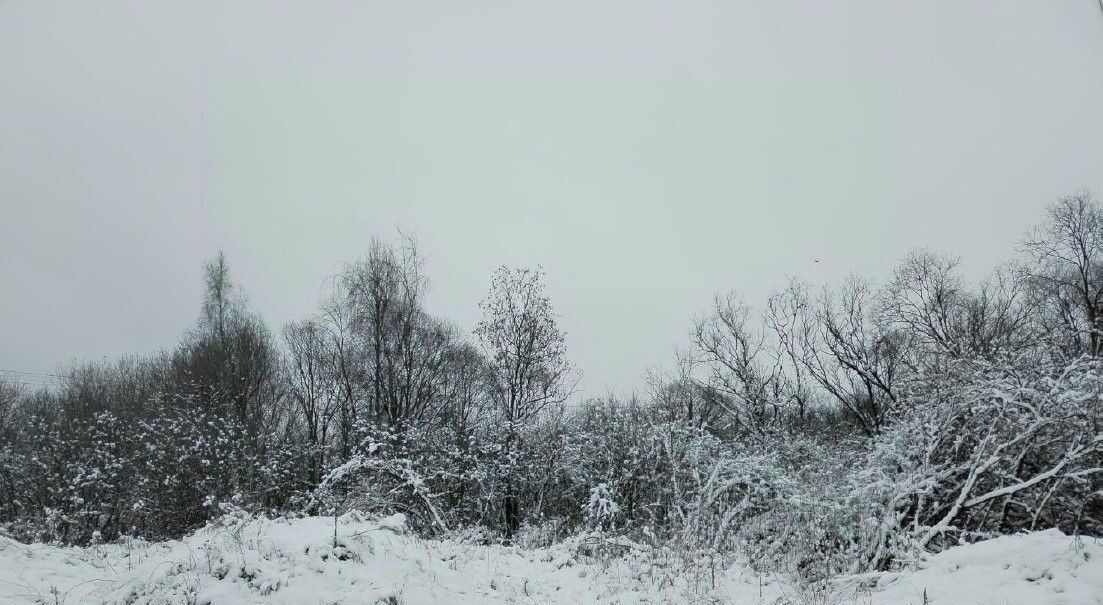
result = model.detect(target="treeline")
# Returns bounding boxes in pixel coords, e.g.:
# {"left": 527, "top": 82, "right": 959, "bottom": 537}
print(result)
{"left": 1, "top": 193, "right": 1101, "bottom": 579}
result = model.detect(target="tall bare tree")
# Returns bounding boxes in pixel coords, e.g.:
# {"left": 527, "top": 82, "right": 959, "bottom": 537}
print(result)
{"left": 769, "top": 278, "right": 906, "bottom": 436}
{"left": 177, "top": 252, "right": 280, "bottom": 440}
{"left": 1022, "top": 191, "right": 1103, "bottom": 358}
{"left": 764, "top": 279, "right": 816, "bottom": 424}
{"left": 691, "top": 293, "right": 782, "bottom": 433}
{"left": 882, "top": 250, "right": 1033, "bottom": 362}
{"left": 475, "top": 266, "right": 574, "bottom": 537}
{"left": 284, "top": 319, "right": 338, "bottom": 484}
{"left": 337, "top": 236, "right": 460, "bottom": 436}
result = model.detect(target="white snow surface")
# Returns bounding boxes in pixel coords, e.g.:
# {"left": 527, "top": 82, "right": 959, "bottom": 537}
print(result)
{"left": 843, "top": 529, "right": 1103, "bottom": 605}
{"left": 1, "top": 514, "right": 1099, "bottom": 605}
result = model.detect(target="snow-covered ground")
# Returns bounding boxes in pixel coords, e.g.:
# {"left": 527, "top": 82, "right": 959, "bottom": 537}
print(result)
{"left": 1, "top": 514, "right": 1099, "bottom": 605}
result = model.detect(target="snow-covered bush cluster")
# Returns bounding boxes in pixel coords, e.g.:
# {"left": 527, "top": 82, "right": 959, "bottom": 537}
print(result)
{"left": 1, "top": 193, "right": 1101, "bottom": 586}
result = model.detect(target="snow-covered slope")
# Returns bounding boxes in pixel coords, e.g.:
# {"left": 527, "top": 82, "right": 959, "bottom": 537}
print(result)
{"left": 839, "top": 529, "right": 1103, "bottom": 605}
{"left": 1, "top": 514, "right": 1099, "bottom": 605}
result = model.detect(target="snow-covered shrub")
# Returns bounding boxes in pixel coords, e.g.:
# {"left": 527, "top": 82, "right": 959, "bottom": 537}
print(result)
{"left": 307, "top": 421, "right": 457, "bottom": 535}
{"left": 858, "top": 354, "right": 1102, "bottom": 558}
{"left": 0, "top": 409, "right": 132, "bottom": 544}
{"left": 0, "top": 388, "right": 313, "bottom": 545}
{"left": 584, "top": 483, "right": 621, "bottom": 529}
{"left": 734, "top": 353, "right": 1103, "bottom": 582}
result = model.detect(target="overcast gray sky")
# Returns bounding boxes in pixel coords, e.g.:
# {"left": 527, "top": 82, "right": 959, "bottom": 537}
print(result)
{"left": 2, "top": 1, "right": 1102, "bottom": 395}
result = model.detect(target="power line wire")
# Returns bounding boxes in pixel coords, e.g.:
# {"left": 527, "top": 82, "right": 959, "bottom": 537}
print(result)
{"left": 0, "top": 369, "right": 63, "bottom": 390}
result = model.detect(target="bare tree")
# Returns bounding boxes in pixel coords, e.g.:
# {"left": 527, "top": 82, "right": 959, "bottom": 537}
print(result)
{"left": 203, "top": 252, "right": 234, "bottom": 347}
{"left": 284, "top": 319, "right": 339, "bottom": 484}
{"left": 184, "top": 252, "right": 280, "bottom": 438}
{"left": 476, "top": 267, "right": 574, "bottom": 427}
{"left": 646, "top": 350, "right": 726, "bottom": 429}
{"left": 881, "top": 250, "right": 966, "bottom": 358}
{"left": 475, "top": 266, "right": 575, "bottom": 537}
{"left": 317, "top": 286, "right": 363, "bottom": 460}
{"left": 691, "top": 293, "right": 782, "bottom": 433}
{"left": 339, "top": 236, "right": 453, "bottom": 434}
{"left": 883, "top": 250, "right": 1034, "bottom": 363}
{"left": 764, "top": 279, "right": 816, "bottom": 424}
{"left": 770, "top": 278, "right": 906, "bottom": 436}
{"left": 436, "top": 340, "right": 489, "bottom": 440}
{"left": 1021, "top": 191, "right": 1103, "bottom": 358}
{"left": 815, "top": 278, "right": 907, "bottom": 435}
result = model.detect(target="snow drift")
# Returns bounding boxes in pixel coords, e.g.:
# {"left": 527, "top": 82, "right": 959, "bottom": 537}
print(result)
{"left": 1, "top": 513, "right": 1099, "bottom": 605}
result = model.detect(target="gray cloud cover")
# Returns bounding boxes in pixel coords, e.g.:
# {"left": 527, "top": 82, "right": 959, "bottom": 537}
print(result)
{"left": 2, "top": 1, "right": 1102, "bottom": 395}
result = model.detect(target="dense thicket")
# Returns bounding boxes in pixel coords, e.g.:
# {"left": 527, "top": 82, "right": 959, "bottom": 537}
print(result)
{"left": 1, "top": 194, "right": 1101, "bottom": 579}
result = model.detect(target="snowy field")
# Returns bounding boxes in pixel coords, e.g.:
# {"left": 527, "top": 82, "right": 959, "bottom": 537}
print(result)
{"left": 1, "top": 513, "right": 1099, "bottom": 605}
